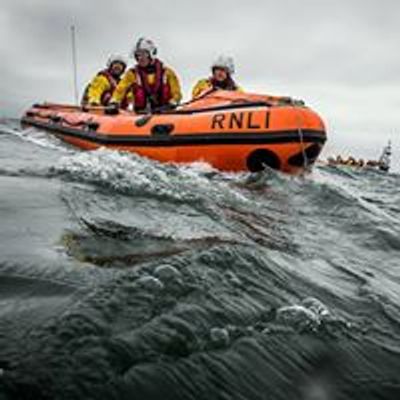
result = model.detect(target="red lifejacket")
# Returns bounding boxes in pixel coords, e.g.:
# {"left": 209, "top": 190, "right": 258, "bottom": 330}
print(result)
{"left": 131, "top": 59, "right": 172, "bottom": 112}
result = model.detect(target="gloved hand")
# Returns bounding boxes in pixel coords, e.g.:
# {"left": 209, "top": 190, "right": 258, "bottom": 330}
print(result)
{"left": 279, "top": 97, "right": 306, "bottom": 106}
{"left": 105, "top": 102, "right": 119, "bottom": 115}
{"left": 293, "top": 99, "right": 305, "bottom": 106}
{"left": 166, "top": 101, "right": 179, "bottom": 110}
{"left": 152, "top": 102, "right": 178, "bottom": 114}
{"left": 161, "top": 101, "right": 179, "bottom": 112}
{"left": 280, "top": 97, "right": 293, "bottom": 105}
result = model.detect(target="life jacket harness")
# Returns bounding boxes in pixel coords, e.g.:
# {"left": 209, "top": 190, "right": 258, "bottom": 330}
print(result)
{"left": 131, "top": 59, "right": 172, "bottom": 112}
{"left": 81, "top": 69, "right": 120, "bottom": 106}
{"left": 97, "top": 70, "right": 120, "bottom": 105}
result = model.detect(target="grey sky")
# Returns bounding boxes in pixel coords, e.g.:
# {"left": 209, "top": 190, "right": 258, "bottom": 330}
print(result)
{"left": 1, "top": 0, "right": 399, "bottom": 164}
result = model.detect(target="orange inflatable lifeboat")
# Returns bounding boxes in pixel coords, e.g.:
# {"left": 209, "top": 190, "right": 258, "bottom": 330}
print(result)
{"left": 21, "top": 90, "right": 327, "bottom": 173}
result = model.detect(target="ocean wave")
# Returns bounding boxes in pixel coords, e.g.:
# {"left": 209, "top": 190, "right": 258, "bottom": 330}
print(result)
{"left": 55, "top": 149, "right": 249, "bottom": 204}
{"left": 1, "top": 124, "right": 400, "bottom": 399}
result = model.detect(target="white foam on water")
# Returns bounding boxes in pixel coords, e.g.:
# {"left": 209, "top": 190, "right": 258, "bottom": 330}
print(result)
{"left": 276, "top": 297, "right": 344, "bottom": 332}
{"left": 12, "top": 126, "right": 73, "bottom": 152}
{"left": 56, "top": 148, "right": 250, "bottom": 206}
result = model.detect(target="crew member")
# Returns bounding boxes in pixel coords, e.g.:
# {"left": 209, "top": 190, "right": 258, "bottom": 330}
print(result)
{"left": 81, "top": 55, "right": 127, "bottom": 107}
{"left": 192, "top": 55, "right": 242, "bottom": 99}
{"left": 110, "top": 37, "right": 182, "bottom": 112}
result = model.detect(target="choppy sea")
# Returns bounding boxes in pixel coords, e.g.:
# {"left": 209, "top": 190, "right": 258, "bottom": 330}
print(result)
{"left": 1, "top": 119, "right": 400, "bottom": 399}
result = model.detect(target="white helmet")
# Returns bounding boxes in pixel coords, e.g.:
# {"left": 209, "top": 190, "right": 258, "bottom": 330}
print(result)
{"left": 132, "top": 37, "right": 157, "bottom": 57}
{"left": 107, "top": 54, "right": 127, "bottom": 69}
{"left": 212, "top": 55, "right": 235, "bottom": 75}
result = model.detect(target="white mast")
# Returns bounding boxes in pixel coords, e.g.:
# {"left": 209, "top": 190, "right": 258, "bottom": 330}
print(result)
{"left": 71, "top": 25, "right": 79, "bottom": 105}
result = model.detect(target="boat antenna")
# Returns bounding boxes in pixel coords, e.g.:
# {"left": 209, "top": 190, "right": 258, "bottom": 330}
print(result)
{"left": 71, "top": 25, "right": 79, "bottom": 105}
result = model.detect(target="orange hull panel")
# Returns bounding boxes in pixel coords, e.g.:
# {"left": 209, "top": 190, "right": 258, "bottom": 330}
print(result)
{"left": 21, "top": 90, "right": 327, "bottom": 173}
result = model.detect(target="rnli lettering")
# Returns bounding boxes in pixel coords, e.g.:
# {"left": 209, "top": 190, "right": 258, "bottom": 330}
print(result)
{"left": 264, "top": 111, "right": 270, "bottom": 129}
{"left": 229, "top": 112, "right": 244, "bottom": 129}
{"left": 247, "top": 112, "right": 260, "bottom": 129}
{"left": 211, "top": 111, "right": 269, "bottom": 130}
{"left": 211, "top": 114, "right": 226, "bottom": 129}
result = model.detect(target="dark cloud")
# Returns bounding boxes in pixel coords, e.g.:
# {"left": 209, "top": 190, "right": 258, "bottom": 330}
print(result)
{"left": 1, "top": 0, "right": 399, "bottom": 162}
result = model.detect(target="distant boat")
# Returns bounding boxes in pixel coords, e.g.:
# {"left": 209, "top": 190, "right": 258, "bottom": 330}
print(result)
{"left": 377, "top": 140, "right": 391, "bottom": 172}
{"left": 325, "top": 141, "right": 392, "bottom": 172}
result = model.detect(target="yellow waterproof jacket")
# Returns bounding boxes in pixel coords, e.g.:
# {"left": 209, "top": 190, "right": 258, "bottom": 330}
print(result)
{"left": 81, "top": 70, "right": 121, "bottom": 106}
{"left": 111, "top": 64, "right": 182, "bottom": 106}
{"left": 192, "top": 78, "right": 243, "bottom": 99}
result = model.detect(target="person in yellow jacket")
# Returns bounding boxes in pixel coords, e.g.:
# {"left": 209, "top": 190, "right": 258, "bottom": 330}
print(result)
{"left": 110, "top": 37, "right": 182, "bottom": 113}
{"left": 192, "top": 55, "right": 242, "bottom": 99}
{"left": 81, "top": 55, "right": 128, "bottom": 107}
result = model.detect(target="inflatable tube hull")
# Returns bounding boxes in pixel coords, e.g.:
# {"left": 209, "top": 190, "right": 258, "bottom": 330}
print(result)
{"left": 21, "top": 91, "right": 327, "bottom": 173}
